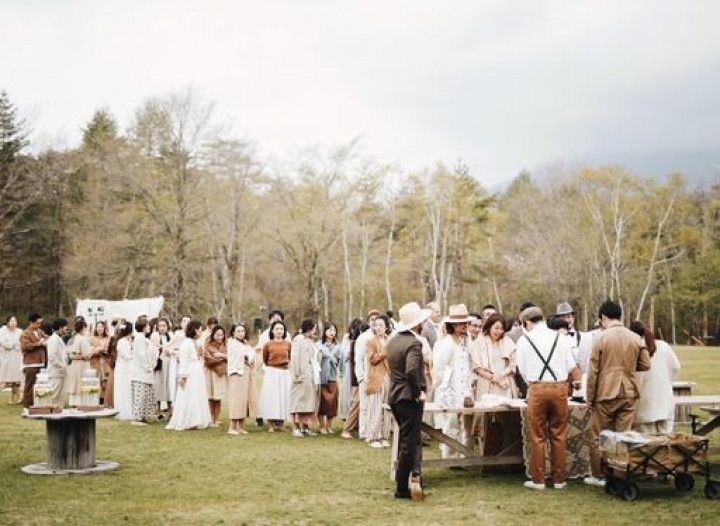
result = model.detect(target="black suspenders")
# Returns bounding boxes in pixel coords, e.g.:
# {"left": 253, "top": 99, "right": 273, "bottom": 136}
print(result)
{"left": 525, "top": 334, "right": 559, "bottom": 381}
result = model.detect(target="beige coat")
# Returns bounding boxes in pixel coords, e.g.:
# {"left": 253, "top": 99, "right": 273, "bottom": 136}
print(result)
{"left": 470, "top": 335, "right": 518, "bottom": 399}
{"left": 290, "top": 334, "right": 319, "bottom": 413}
{"left": 365, "top": 335, "right": 390, "bottom": 395}
{"left": 586, "top": 321, "right": 651, "bottom": 405}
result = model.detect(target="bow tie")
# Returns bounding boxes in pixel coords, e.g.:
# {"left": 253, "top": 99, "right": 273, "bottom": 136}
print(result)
{"left": 568, "top": 331, "right": 575, "bottom": 337}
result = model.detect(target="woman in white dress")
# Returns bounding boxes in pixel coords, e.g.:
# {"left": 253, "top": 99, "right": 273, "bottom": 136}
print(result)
{"left": 166, "top": 320, "right": 211, "bottom": 431}
{"left": 630, "top": 321, "right": 681, "bottom": 435}
{"left": 227, "top": 323, "right": 255, "bottom": 435}
{"left": 113, "top": 322, "right": 135, "bottom": 420}
{"left": 0, "top": 316, "right": 23, "bottom": 404}
{"left": 66, "top": 320, "right": 93, "bottom": 407}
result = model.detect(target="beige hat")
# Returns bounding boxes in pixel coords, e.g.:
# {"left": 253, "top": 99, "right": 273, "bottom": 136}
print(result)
{"left": 395, "top": 302, "right": 432, "bottom": 332}
{"left": 442, "top": 304, "right": 473, "bottom": 324}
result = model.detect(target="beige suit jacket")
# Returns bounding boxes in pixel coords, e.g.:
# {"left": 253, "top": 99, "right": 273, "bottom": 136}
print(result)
{"left": 586, "top": 321, "right": 651, "bottom": 405}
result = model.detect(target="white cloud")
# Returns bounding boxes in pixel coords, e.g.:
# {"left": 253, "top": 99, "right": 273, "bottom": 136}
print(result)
{"left": 2, "top": 0, "right": 719, "bottom": 184}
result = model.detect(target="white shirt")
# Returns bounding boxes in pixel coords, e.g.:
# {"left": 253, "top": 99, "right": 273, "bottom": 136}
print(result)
{"left": 354, "top": 328, "right": 373, "bottom": 383}
{"left": 432, "top": 334, "right": 473, "bottom": 407}
{"left": 131, "top": 334, "right": 157, "bottom": 384}
{"left": 517, "top": 322, "right": 577, "bottom": 382}
{"left": 47, "top": 333, "right": 68, "bottom": 379}
{"left": 227, "top": 338, "right": 255, "bottom": 376}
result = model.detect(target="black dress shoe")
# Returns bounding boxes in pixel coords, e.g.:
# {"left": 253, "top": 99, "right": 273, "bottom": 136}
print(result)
{"left": 394, "top": 491, "right": 411, "bottom": 499}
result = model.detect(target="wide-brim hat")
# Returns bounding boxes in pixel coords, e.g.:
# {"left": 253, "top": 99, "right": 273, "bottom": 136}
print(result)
{"left": 556, "top": 302, "right": 574, "bottom": 316}
{"left": 395, "top": 302, "right": 432, "bottom": 332}
{"left": 442, "top": 303, "right": 473, "bottom": 324}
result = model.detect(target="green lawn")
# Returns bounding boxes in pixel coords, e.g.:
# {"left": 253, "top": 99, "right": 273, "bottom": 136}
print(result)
{"left": 0, "top": 346, "right": 718, "bottom": 525}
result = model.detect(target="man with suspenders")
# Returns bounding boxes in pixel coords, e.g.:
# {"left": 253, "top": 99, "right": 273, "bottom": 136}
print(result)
{"left": 517, "top": 306, "right": 581, "bottom": 490}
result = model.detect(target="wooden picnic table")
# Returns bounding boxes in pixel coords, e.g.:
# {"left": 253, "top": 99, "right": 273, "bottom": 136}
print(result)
{"left": 386, "top": 395, "right": 720, "bottom": 479}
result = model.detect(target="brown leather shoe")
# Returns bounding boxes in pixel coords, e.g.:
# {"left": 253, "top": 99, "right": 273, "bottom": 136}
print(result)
{"left": 409, "top": 475, "right": 424, "bottom": 502}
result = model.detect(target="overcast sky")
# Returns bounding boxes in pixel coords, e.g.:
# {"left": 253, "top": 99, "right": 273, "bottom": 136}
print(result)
{"left": 2, "top": 1, "right": 719, "bottom": 185}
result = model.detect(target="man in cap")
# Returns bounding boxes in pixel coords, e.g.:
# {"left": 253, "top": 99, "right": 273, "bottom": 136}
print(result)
{"left": 517, "top": 306, "right": 581, "bottom": 490}
{"left": 584, "top": 300, "right": 651, "bottom": 487}
{"left": 355, "top": 309, "right": 382, "bottom": 440}
{"left": 387, "top": 302, "right": 430, "bottom": 501}
{"left": 432, "top": 304, "right": 474, "bottom": 458}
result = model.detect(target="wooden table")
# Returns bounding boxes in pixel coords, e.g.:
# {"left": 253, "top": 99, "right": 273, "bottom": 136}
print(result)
{"left": 672, "top": 382, "right": 696, "bottom": 424}
{"left": 673, "top": 395, "right": 720, "bottom": 436}
{"left": 386, "top": 401, "right": 535, "bottom": 480}
{"left": 387, "top": 396, "right": 720, "bottom": 479}
{"left": 21, "top": 408, "right": 119, "bottom": 475}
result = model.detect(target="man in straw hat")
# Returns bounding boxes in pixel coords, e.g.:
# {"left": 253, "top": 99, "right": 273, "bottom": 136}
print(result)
{"left": 516, "top": 306, "right": 581, "bottom": 490}
{"left": 432, "top": 304, "right": 474, "bottom": 459}
{"left": 387, "top": 302, "right": 431, "bottom": 501}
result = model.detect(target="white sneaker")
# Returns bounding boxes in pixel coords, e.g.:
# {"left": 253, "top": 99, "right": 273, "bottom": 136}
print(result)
{"left": 553, "top": 483, "right": 566, "bottom": 489}
{"left": 369, "top": 440, "right": 384, "bottom": 449}
{"left": 524, "top": 481, "right": 545, "bottom": 490}
{"left": 583, "top": 476, "right": 606, "bottom": 487}
{"left": 292, "top": 429, "right": 304, "bottom": 438}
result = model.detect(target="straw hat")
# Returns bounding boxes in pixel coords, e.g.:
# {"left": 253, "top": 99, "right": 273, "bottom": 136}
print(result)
{"left": 395, "top": 302, "right": 432, "bottom": 332}
{"left": 442, "top": 304, "right": 473, "bottom": 324}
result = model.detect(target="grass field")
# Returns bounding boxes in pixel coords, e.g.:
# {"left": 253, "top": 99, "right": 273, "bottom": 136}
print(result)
{"left": 0, "top": 346, "right": 718, "bottom": 525}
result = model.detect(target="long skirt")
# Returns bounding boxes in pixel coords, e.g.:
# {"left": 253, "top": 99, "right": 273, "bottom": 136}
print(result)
{"left": 205, "top": 368, "right": 226, "bottom": 401}
{"left": 166, "top": 361, "right": 211, "bottom": 431}
{"left": 318, "top": 381, "right": 339, "bottom": 418}
{"left": 131, "top": 380, "right": 155, "bottom": 421}
{"left": 0, "top": 349, "right": 23, "bottom": 383}
{"left": 114, "top": 359, "right": 133, "bottom": 420}
{"left": 104, "top": 367, "right": 114, "bottom": 408}
{"left": 258, "top": 366, "right": 291, "bottom": 422}
{"left": 366, "top": 390, "right": 390, "bottom": 442}
{"left": 340, "top": 367, "right": 351, "bottom": 418}
{"left": 227, "top": 373, "right": 252, "bottom": 420}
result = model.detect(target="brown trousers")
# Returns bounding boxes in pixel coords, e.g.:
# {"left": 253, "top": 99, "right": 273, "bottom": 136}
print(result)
{"left": 22, "top": 367, "right": 40, "bottom": 408}
{"left": 526, "top": 382, "right": 569, "bottom": 484}
{"left": 343, "top": 386, "right": 360, "bottom": 434}
{"left": 590, "top": 397, "right": 637, "bottom": 477}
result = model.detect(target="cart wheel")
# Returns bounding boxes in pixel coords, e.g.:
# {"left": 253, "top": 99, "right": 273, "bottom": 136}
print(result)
{"left": 675, "top": 473, "right": 695, "bottom": 492}
{"left": 621, "top": 482, "right": 639, "bottom": 501}
{"left": 606, "top": 477, "right": 622, "bottom": 497}
{"left": 705, "top": 481, "right": 720, "bottom": 499}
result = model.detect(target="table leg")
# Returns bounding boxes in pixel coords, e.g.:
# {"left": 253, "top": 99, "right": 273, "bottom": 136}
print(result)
{"left": 390, "top": 416, "right": 399, "bottom": 481}
{"left": 46, "top": 419, "right": 96, "bottom": 471}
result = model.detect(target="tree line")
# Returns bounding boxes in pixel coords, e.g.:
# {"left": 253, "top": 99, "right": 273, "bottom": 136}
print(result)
{"left": 0, "top": 89, "right": 718, "bottom": 343}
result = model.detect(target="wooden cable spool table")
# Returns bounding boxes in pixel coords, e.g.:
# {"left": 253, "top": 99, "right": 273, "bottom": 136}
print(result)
{"left": 21, "top": 408, "right": 119, "bottom": 475}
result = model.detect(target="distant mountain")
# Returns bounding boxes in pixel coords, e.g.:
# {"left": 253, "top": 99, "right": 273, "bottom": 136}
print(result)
{"left": 488, "top": 149, "right": 719, "bottom": 194}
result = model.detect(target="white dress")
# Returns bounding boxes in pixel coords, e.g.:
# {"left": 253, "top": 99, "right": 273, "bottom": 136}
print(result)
{"left": 0, "top": 326, "right": 23, "bottom": 383}
{"left": 166, "top": 339, "right": 211, "bottom": 431}
{"left": 634, "top": 340, "right": 680, "bottom": 434}
{"left": 114, "top": 338, "right": 134, "bottom": 420}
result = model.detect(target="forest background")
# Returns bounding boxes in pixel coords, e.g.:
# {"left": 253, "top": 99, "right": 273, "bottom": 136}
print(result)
{"left": 0, "top": 88, "right": 718, "bottom": 342}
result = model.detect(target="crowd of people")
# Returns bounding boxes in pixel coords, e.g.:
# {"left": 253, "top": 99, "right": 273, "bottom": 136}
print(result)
{"left": 0, "top": 297, "right": 681, "bottom": 501}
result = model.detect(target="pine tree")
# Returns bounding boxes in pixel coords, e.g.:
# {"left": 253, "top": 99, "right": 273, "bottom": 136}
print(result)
{"left": 0, "top": 90, "right": 28, "bottom": 167}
